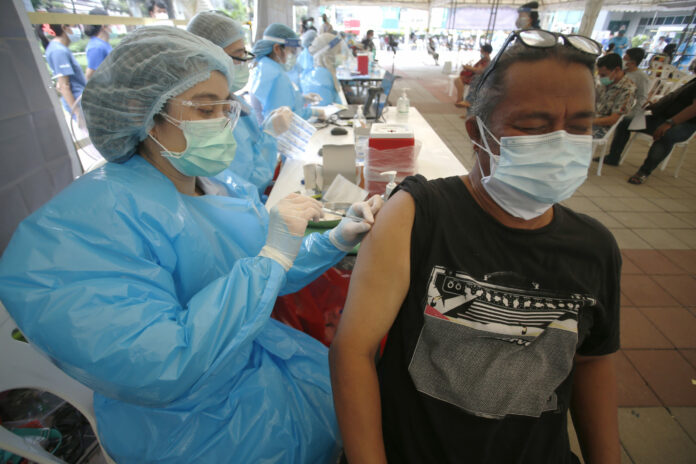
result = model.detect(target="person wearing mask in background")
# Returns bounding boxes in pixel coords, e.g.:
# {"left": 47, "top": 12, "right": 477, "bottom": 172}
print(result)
{"left": 622, "top": 48, "right": 650, "bottom": 116}
{"left": 301, "top": 33, "right": 345, "bottom": 106}
{"left": 250, "top": 23, "right": 325, "bottom": 121}
{"left": 321, "top": 13, "right": 334, "bottom": 34}
{"left": 608, "top": 30, "right": 629, "bottom": 57}
{"left": 299, "top": 29, "right": 318, "bottom": 74}
{"left": 454, "top": 43, "right": 492, "bottom": 108}
{"left": 148, "top": 0, "right": 168, "bottom": 19}
{"left": 187, "top": 11, "right": 290, "bottom": 196}
{"left": 516, "top": 1, "right": 540, "bottom": 29}
{"left": 361, "top": 29, "right": 375, "bottom": 52}
{"left": 84, "top": 8, "right": 112, "bottom": 80}
{"left": 330, "top": 29, "right": 620, "bottom": 464}
{"left": 0, "top": 26, "right": 383, "bottom": 463}
{"left": 301, "top": 16, "right": 316, "bottom": 33}
{"left": 41, "top": 9, "right": 86, "bottom": 122}
{"left": 603, "top": 78, "right": 696, "bottom": 184}
{"left": 593, "top": 53, "right": 635, "bottom": 139}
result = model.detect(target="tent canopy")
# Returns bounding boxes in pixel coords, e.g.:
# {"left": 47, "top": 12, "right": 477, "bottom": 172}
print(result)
{"left": 306, "top": 0, "right": 685, "bottom": 11}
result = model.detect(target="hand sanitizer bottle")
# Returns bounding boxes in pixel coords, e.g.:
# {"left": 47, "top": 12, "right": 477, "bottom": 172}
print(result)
{"left": 397, "top": 89, "right": 410, "bottom": 114}
{"left": 381, "top": 171, "right": 397, "bottom": 200}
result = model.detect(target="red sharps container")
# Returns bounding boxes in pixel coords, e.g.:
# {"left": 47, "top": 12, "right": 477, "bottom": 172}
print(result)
{"left": 365, "top": 124, "right": 416, "bottom": 197}
{"left": 357, "top": 53, "right": 369, "bottom": 75}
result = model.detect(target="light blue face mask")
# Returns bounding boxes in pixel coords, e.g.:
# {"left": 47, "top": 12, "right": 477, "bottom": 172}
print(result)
{"left": 599, "top": 76, "right": 613, "bottom": 86}
{"left": 150, "top": 114, "right": 238, "bottom": 178}
{"left": 66, "top": 27, "right": 81, "bottom": 43}
{"left": 231, "top": 61, "right": 250, "bottom": 91}
{"left": 472, "top": 117, "right": 592, "bottom": 219}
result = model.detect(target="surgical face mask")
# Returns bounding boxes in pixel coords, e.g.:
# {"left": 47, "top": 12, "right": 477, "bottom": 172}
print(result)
{"left": 307, "top": 21, "right": 313, "bottom": 28}
{"left": 231, "top": 61, "right": 250, "bottom": 90}
{"left": 599, "top": 75, "right": 613, "bottom": 86}
{"left": 472, "top": 117, "right": 592, "bottom": 219}
{"left": 515, "top": 15, "right": 531, "bottom": 29}
{"left": 150, "top": 114, "right": 238, "bottom": 177}
{"left": 283, "top": 49, "right": 298, "bottom": 71}
{"left": 154, "top": 12, "right": 168, "bottom": 19}
{"left": 66, "top": 27, "right": 81, "bottom": 43}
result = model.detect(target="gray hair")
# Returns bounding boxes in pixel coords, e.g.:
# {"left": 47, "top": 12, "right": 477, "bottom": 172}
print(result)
{"left": 470, "top": 43, "right": 596, "bottom": 124}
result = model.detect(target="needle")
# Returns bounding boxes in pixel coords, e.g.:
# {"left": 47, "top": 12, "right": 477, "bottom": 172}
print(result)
{"left": 321, "top": 207, "right": 364, "bottom": 222}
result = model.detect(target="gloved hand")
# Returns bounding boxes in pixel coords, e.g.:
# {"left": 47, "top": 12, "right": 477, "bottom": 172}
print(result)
{"left": 328, "top": 195, "right": 384, "bottom": 252}
{"left": 259, "top": 194, "right": 322, "bottom": 270}
{"left": 262, "top": 106, "right": 293, "bottom": 137}
{"left": 311, "top": 107, "right": 326, "bottom": 120}
{"left": 303, "top": 93, "right": 321, "bottom": 104}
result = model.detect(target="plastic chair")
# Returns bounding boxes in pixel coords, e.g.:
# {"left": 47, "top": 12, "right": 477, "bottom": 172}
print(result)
{"left": 619, "top": 129, "right": 696, "bottom": 178}
{"left": 593, "top": 115, "right": 624, "bottom": 176}
{"left": 0, "top": 302, "right": 115, "bottom": 464}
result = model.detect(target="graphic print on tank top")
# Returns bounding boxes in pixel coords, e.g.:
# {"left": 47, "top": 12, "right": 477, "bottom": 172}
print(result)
{"left": 408, "top": 265, "right": 597, "bottom": 419}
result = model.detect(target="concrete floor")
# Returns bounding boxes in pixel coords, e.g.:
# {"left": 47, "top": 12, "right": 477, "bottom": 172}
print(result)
{"left": 377, "top": 47, "right": 696, "bottom": 464}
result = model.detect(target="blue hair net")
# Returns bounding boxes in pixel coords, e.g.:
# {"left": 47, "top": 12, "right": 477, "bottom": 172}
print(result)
{"left": 301, "top": 30, "right": 317, "bottom": 49}
{"left": 252, "top": 23, "right": 299, "bottom": 58}
{"left": 187, "top": 10, "right": 245, "bottom": 49}
{"left": 82, "top": 26, "right": 235, "bottom": 163}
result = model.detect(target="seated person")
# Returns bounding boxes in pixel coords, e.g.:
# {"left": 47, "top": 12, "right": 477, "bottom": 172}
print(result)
{"left": 331, "top": 30, "right": 620, "bottom": 464}
{"left": 604, "top": 78, "right": 696, "bottom": 184}
{"left": 249, "top": 23, "right": 325, "bottom": 121}
{"left": 301, "top": 33, "right": 345, "bottom": 106}
{"left": 593, "top": 53, "right": 636, "bottom": 139}
{"left": 427, "top": 36, "right": 439, "bottom": 65}
{"left": 454, "top": 43, "right": 492, "bottom": 108}
{"left": 622, "top": 47, "right": 650, "bottom": 116}
{"left": 0, "top": 26, "right": 383, "bottom": 463}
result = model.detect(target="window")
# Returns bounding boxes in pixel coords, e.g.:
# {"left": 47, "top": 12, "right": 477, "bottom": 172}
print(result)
{"left": 656, "top": 17, "right": 665, "bottom": 25}
{"left": 665, "top": 17, "right": 674, "bottom": 25}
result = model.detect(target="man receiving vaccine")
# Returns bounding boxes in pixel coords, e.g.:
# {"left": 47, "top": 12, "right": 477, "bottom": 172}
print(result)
{"left": 330, "top": 30, "right": 621, "bottom": 464}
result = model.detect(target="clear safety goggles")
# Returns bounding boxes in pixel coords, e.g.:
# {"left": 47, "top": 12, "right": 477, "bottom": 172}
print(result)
{"left": 231, "top": 50, "right": 255, "bottom": 63}
{"left": 168, "top": 98, "right": 241, "bottom": 126}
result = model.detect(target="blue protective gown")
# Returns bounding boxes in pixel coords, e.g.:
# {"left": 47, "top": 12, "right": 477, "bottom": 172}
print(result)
{"left": 250, "top": 56, "right": 311, "bottom": 120}
{"left": 223, "top": 100, "right": 278, "bottom": 196}
{"left": 0, "top": 155, "right": 345, "bottom": 463}
{"left": 300, "top": 66, "right": 342, "bottom": 106}
{"left": 287, "top": 48, "right": 314, "bottom": 93}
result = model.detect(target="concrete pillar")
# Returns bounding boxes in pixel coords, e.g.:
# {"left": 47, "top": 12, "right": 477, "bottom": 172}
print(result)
{"left": 578, "top": 0, "right": 604, "bottom": 37}
{"left": 254, "top": 0, "right": 293, "bottom": 41}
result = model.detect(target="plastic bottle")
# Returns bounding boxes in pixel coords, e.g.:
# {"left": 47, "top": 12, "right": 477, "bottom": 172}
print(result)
{"left": 397, "top": 89, "right": 410, "bottom": 115}
{"left": 381, "top": 171, "right": 397, "bottom": 199}
{"left": 353, "top": 105, "right": 368, "bottom": 163}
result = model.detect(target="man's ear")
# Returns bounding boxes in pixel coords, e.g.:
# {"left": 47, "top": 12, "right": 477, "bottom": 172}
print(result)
{"left": 464, "top": 115, "right": 481, "bottom": 150}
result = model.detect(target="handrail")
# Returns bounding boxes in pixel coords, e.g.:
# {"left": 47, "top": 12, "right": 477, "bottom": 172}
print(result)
{"left": 27, "top": 12, "right": 187, "bottom": 27}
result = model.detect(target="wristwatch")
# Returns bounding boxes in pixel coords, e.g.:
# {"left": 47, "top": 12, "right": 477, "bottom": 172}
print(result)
{"left": 665, "top": 118, "right": 675, "bottom": 127}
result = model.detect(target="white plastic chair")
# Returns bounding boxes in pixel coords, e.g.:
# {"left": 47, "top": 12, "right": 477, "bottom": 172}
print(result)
{"left": 593, "top": 115, "right": 624, "bottom": 176}
{"left": 0, "top": 302, "right": 115, "bottom": 464}
{"left": 619, "top": 129, "right": 696, "bottom": 178}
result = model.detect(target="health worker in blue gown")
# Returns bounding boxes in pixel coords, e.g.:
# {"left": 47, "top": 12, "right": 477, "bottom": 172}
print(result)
{"left": 0, "top": 26, "right": 383, "bottom": 464}
{"left": 250, "top": 23, "right": 325, "bottom": 121}
{"left": 301, "top": 32, "right": 346, "bottom": 106}
{"left": 188, "top": 11, "right": 293, "bottom": 196}
{"left": 288, "top": 29, "right": 317, "bottom": 91}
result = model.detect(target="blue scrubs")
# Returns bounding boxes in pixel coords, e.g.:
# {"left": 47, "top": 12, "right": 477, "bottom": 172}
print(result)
{"left": 219, "top": 101, "right": 278, "bottom": 196}
{"left": 0, "top": 156, "right": 345, "bottom": 463}
{"left": 250, "top": 56, "right": 311, "bottom": 120}
{"left": 45, "top": 40, "right": 86, "bottom": 114}
{"left": 301, "top": 67, "right": 341, "bottom": 106}
{"left": 85, "top": 36, "right": 112, "bottom": 71}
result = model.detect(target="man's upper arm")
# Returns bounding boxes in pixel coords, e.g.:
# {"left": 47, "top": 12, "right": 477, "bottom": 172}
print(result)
{"left": 332, "top": 191, "right": 415, "bottom": 357}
